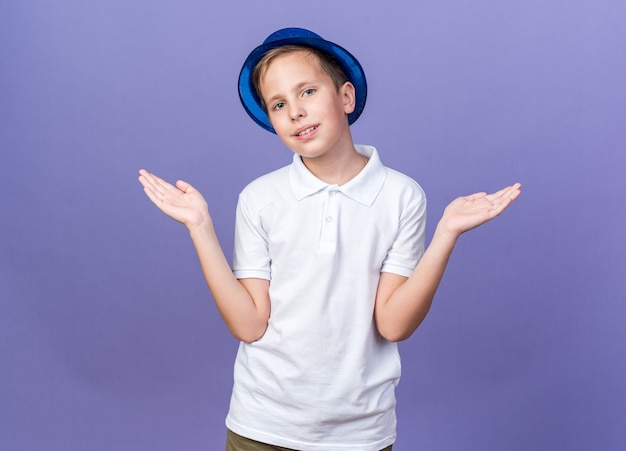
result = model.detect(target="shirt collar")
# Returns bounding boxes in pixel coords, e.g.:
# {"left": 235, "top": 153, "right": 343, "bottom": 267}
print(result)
{"left": 289, "top": 145, "right": 387, "bottom": 207}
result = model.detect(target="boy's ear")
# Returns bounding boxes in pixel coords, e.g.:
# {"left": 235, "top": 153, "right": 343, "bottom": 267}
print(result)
{"left": 341, "top": 81, "right": 356, "bottom": 115}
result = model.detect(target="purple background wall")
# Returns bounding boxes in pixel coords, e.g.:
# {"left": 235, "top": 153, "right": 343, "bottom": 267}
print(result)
{"left": 1, "top": 1, "right": 624, "bottom": 450}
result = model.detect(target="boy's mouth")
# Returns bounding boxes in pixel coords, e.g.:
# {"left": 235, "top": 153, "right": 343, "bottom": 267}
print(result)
{"left": 294, "top": 125, "right": 318, "bottom": 137}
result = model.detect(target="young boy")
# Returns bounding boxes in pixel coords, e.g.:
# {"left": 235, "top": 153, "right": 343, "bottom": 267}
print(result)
{"left": 138, "top": 28, "right": 521, "bottom": 451}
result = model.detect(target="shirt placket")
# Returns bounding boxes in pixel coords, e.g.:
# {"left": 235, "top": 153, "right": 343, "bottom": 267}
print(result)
{"left": 319, "top": 185, "right": 339, "bottom": 252}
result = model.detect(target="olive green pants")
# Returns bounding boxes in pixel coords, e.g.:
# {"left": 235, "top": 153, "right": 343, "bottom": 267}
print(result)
{"left": 226, "top": 429, "right": 393, "bottom": 451}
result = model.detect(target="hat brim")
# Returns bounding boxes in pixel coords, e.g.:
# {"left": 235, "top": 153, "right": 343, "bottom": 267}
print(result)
{"left": 238, "top": 30, "right": 367, "bottom": 134}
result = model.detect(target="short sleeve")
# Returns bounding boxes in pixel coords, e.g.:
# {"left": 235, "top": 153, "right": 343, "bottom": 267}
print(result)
{"left": 380, "top": 182, "right": 427, "bottom": 277}
{"left": 232, "top": 193, "right": 272, "bottom": 280}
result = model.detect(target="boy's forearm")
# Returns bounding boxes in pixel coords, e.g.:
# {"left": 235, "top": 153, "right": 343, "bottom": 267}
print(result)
{"left": 378, "top": 222, "right": 458, "bottom": 342}
{"left": 188, "top": 220, "right": 270, "bottom": 343}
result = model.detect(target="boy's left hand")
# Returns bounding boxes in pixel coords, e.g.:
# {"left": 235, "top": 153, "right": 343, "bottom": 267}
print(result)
{"left": 439, "top": 183, "right": 522, "bottom": 237}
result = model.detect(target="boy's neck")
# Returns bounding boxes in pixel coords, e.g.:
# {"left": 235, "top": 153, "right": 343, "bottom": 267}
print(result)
{"left": 300, "top": 142, "right": 367, "bottom": 185}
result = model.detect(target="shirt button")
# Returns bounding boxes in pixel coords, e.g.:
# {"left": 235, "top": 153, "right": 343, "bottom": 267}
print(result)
{"left": 329, "top": 190, "right": 336, "bottom": 196}
{"left": 326, "top": 216, "right": 334, "bottom": 222}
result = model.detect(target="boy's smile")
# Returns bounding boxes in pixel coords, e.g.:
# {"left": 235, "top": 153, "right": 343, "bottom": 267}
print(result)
{"left": 259, "top": 51, "right": 356, "bottom": 162}
{"left": 294, "top": 125, "right": 319, "bottom": 139}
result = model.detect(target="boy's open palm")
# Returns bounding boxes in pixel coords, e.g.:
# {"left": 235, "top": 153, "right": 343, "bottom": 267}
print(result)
{"left": 138, "top": 169, "right": 209, "bottom": 229}
{"left": 440, "top": 183, "right": 521, "bottom": 237}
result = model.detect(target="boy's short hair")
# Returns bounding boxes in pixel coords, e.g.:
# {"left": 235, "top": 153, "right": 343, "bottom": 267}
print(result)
{"left": 252, "top": 45, "right": 350, "bottom": 112}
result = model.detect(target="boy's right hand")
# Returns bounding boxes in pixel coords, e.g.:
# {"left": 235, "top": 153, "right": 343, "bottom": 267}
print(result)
{"left": 138, "top": 169, "right": 210, "bottom": 230}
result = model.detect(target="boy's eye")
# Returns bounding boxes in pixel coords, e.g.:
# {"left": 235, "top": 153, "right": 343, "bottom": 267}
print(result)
{"left": 272, "top": 102, "right": 285, "bottom": 111}
{"left": 303, "top": 88, "right": 316, "bottom": 96}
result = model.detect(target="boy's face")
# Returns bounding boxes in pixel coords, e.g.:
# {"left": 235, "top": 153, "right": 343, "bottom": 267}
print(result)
{"left": 259, "top": 51, "right": 356, "bottom": 158}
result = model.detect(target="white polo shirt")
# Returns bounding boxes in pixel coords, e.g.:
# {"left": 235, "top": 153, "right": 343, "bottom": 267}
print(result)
{"left": 226, "top": 145, "right": 426, "bottom": 450}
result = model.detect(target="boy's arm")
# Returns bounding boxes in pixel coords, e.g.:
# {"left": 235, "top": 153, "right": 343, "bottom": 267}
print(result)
{"left": 138, "top": 170, "right": 270, "bottom": 343}
{"left": 374, "top": 183, "right": 521, "bottom": 342}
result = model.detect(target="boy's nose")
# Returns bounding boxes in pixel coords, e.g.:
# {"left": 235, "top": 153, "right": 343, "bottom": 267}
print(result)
{"left": 289, "top": 103, "right": 306, "bottom": 121}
